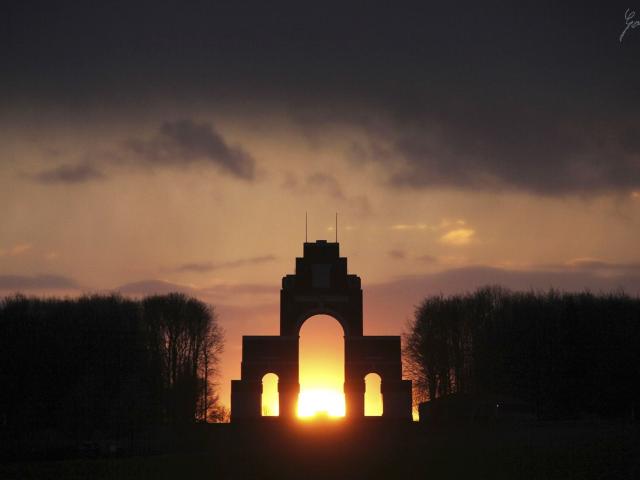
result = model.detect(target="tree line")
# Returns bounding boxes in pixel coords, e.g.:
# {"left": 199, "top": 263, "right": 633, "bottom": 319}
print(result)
{"left": 404, "top": 286, "right": 640, "bottom": 419}
{"left": 0, "top": 293, "right": 225, "bottom": 442}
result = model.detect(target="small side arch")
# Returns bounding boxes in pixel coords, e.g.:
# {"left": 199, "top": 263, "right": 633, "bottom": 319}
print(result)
{"left": 364, "top": 372, "right": 383, "bottom": 416}
{"left": 261, "top": 373, "right": 279, "bottom": 416}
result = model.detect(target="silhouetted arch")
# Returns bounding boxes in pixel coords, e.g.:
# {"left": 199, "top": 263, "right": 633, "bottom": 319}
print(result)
{"left": 364, "top": 373, "right": 383, "bottom": 416}
{"left": 231, "top": 241, "right": 412, "bottom": 421}
{"left": 296, "top": 309, "right": 347, "bottom": 337}
{"left": 261, "top": 373, "right": 279, "bottom": 416}
{"left": 298, "top": 315, "right": 346, "bottom": 417}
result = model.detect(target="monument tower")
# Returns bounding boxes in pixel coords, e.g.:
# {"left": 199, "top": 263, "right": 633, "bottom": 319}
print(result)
{"left": 231, "top": 240, "right": 412, "bottom": 421}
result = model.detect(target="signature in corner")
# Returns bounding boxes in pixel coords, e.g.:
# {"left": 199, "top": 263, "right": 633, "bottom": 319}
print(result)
{"left": 620, "top": 8, "right": 640, "bottom": 42}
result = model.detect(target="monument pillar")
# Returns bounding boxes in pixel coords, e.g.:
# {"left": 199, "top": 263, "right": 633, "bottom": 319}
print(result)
{"left": 278, "top": 380, "right": 300, "bottom": 419}
{"left": 344, "top": 378, "right": 365, "bottom": 417}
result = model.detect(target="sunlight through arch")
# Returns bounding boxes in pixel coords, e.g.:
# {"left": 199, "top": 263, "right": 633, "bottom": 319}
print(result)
{"left": 297, "top": 314, "right": 345, "bottom": 417}
{"left": 364, "top": 373, "right": 383, "bottom": 416}
{"left": 261, "top": 373, "right": 279, "bottom": 416}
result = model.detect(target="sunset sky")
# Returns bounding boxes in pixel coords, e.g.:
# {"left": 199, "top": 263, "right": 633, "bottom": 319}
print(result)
{"left": 2, "top": 2, "right": 640, "bottom": 412}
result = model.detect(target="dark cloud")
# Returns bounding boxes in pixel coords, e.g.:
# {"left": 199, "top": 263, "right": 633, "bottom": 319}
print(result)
{"left": 125, "top": 120, "right": 255, "bottom": 180}
{"left": 0, "top": 274, "right": 78, "bottom": 290}
{"left": 372, "top": 112, "right": 640, "bottom": 195}
{"left": 25, "top": 120, "right": 257, "bottom": 184}
{"left": 174, "top": 255, "right": 276, "bottom": 273}
{"left": 4, "top": 3, "right": 640, "bottom": 195}
{"left": 29, "top": 163, "right": 105, "bottom": 184}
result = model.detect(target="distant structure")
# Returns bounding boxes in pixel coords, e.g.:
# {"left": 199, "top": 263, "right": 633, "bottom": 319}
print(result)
{"left": 231, "top": 240, "right": 412, "bottom": 421}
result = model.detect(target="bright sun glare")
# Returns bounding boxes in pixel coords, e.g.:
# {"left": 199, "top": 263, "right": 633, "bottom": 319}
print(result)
{"left": 297, "top": 389, "right": 346, "bottom": 417}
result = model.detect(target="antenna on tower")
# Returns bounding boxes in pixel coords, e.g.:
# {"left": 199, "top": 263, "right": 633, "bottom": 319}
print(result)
{"left": 335, "top": 212, "right": 338, "bottom": 243}
{"left": 305, "top": 211, "right": 308, "bottom": 243}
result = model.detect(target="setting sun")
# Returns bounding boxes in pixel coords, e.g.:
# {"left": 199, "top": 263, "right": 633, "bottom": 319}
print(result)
{"left": 297, "top": 389, "right": 345, "bottom": 417}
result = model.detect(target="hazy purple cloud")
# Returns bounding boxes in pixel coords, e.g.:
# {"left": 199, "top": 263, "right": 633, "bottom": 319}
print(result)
{"left": 203, "top": 283, "right": 279, "bottom": 296}
{"left": 115, "top": 279, "right": 198, "bottom": 297}
{"left": 0, "top": 274, "right": 78, "bottom": 290}
{"left": 115, "top": 279, "right": 279, "bottom": 301}
{"left": 364, "top": 264, "right": 640, "bottom": 332}
{"left": 417, "top": 254, "right": 438, "bottom": 264}
{"left": 29, "top": 163, "right": 105, "bottom": 184}
{"left": 388, "top": 249, "right": 406, "bottom": 260}
{"left": 306, "top": 173, "right": 345, "bottom": 199}
{"left": 302, "top": 172, "right": 372, "bottom": 216}
{"left": 173, "top": 254, "right": 276, "bottom": 273}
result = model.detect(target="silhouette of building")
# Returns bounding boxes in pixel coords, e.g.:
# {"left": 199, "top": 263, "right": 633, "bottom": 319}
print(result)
{"left": 231, "top": 240, "right": 412, "bottom": 421}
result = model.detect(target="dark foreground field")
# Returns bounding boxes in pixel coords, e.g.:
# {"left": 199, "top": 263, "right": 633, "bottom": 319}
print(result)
{"left": 2, "top": 420, "right": 639, "bottom": 480}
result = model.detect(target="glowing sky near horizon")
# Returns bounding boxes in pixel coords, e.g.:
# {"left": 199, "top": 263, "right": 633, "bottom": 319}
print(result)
{"left": 2, "top": 117, "right": 640, "bottom": 413}
{"left": 2, "top": 3, "right": 640, "bottom": 415}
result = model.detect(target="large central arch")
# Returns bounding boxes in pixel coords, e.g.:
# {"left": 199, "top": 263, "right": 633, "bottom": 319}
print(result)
{"left": 298, "top": 314, "right": 345, "bottom": 417}
{"left": 294, "top": 309, "right": 350, "bottom": 337}
{"left": 231, "top": 240, "right": 412, "bottom": 421}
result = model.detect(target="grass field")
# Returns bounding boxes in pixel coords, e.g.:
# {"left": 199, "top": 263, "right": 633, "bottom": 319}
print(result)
{"left": 2, "top": 420, "right": 638, "bottom": 479}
